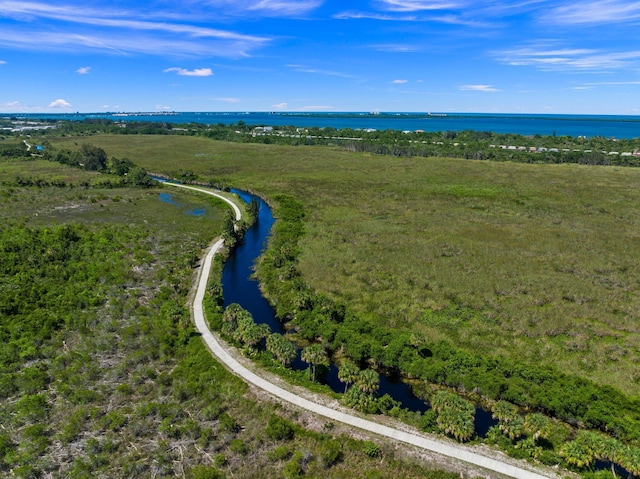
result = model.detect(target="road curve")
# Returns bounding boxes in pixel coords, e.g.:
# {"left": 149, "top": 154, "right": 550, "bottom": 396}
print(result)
{"left": 164, "top": 182, "right": 558, "bottom": 479}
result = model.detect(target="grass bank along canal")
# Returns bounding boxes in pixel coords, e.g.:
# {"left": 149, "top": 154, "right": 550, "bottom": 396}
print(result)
{"left": 221, "top": 190, "right": 498, "bottom": 437}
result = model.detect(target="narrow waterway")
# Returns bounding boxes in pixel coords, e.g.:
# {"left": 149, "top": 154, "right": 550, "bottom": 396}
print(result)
{"left": 220, "top": 190, "right": 498, "bottom": 436}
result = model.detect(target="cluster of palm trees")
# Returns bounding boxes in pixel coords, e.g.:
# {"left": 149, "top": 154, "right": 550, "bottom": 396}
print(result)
{"left": 338, "top": 360, "right": 381, "bottom": 413}
{"left": 430, "top": 390, "right": 475, "bottom": 442}
{"left": 559, "top": 430, "right": 640, "bottom": 476}
{"left": 491, "top": 399, "right": 640, "bottom": 475}
{"left": 221, "top": 303, "right": 270, "bottom": 350}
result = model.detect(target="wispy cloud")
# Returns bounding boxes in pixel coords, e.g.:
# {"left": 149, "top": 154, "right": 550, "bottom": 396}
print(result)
{"left": 375, "top": 0, "right": 462, "bottom": 12}
{"left": 246, "top": 0, "right": 324, "bottom": 16}
{"left": 459, "top": 84, "right": 500, "bottom": 92}
{"left": 494, "top": 43, "right": 640, "bottom": 72}
{"left": 212, "top": 97, "right": 240, "bottom": 103}
{"left": 286, "top": 64, "right": 356, "bottom": 78}
{"left": 193, "top": 0, "right": 323, "bottom": 17}
{"left": 164, "top": 67, "right": 214, "bottom": 76}
{"left": 334, "top": 11, "right": 418, "bottom": 21}
{"left": 587, "top": 81, "right": 640, "bottom": 85}
{"left": 372, "top": 43, "right": 423, "bottom": 52}
{"left": 573, "top": 81, "right": 640, "bottom": 90}
{"left": 546, "top": 0, "right": 640, "bottom": 25}
{"left": 0, "top": 1, "right": 271, "bottom": 57}
{"left": 336, "top": 4, "right": 496, "bottom": 28}
{"left": 0, "top": 60, "right": 6, "bottom": 65}
{"left": 76, "top": 66, "right": 90, "bottom": 74}
{"left": 49, "top": 98, "right": 71, "bottom": 108}
{"left": 272, "top": 102, "right": 288, "bottom": 109}
{"left": 2, "top": 100, "right": 21, "bottom": 108}
{"left": 392, "top": 79, "right": 409, "bottom": 83}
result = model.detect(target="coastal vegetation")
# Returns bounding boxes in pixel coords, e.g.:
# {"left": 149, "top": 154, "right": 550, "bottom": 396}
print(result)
{"left": 6, "top": 121, "right": 640, "bottom": 476}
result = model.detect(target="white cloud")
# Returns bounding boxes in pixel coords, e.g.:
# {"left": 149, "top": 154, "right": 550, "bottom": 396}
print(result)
{"left": 392, "top": 79, "right": 408, "bottom": 84}
{"left": 372, "top": 43, "right": 422, "bottom": 52}
{"left": 156, "top": 105, "right": 172, "bottom": 111}
{"left": 164, "top": 67, "right": 213, "bottom": 77}
{"left": 376, "top": 0, "right": 462, "bottom": 12}
{"left": 247, "top": 0, "right": 324, "bottom": 16}
{"left": 2, "top": 100, "right": 21, "bottom": 108}
{"left": 286, "top": 64, "right": 356, "bottom": 78}
{"left": 76, "top": 66, "right": 91, "bottom": 74}
{"left": 459, "top": 84, "right": 500, "bottom": 92}
{"left": 334, "top": 11, "right": 418, "bottom": 21}
{"left": 494, "top": 44, "right": 640, "bottom": 72}
{"left": 213, "top": 97, "right": 240, "bottom": 103}
{"left": 0, "top": 2, "right": 271, "bottom": 58}
{"left": 546, "top": 0, "right": 640, "bottom": 25}
{"left": 49, "top": 99, "right": 72, "bottom": 108}
{"left": 272, "top": 102, "right": 288, "bottom": 109}
{"left": 0, "top": 60, "right": 6, "bottom": 65}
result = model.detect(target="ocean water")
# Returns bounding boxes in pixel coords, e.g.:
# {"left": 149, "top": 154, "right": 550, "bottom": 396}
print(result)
{"left": 11, "top": 111, "right": 640, "bottom": 138}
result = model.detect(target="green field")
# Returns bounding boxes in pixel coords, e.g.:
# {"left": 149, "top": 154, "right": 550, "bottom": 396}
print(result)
{"left": 50, "top": 135, "right": 640, "bottom": 397}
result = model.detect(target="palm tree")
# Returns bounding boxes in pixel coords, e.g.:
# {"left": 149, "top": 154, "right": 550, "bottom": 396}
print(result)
{"left": 356, "top": 369, "right": 380, "bottom": 395}
{"left": 221, "top": 303, "right": 245, "bottom": 334}
{"left": 560, "top": 439, "right": 595, "bottom": 470}
{"left": 430, "top": 391, "right": 475, "bottom": 442}
{"left": 337, "top": 361, "right": 360, "bottom": 393}
{"left": 241, "top": 323, "right": 270, "bottom": 350}
{"left": 301, "top": 344, "right": 328, "bottom": 382}
{"left": 523, "top": 413, "right": 550, "bottom": 442}
{"left": 619, "top": 446, "right": 640, "bottom": 477}
{"left": 492, "top": 400, "right": 524, "bottom": 440}
{"left": 266, "top": 333, "right": 298, "bottom": 366}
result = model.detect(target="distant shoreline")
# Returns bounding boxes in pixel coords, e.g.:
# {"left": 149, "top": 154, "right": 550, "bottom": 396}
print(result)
{"left": 4, "top": 111, "right": 640, "bottom": 138}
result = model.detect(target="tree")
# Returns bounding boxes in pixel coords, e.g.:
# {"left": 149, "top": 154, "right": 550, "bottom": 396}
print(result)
{"left": 492, "top": 400, "right": 524, "bottom": 440}
{"left": 619, "top": 446, "right": 640, "bottom": 477}
{"left": 127, "top": 167, "right": 154, "bottom": 187}
{"left": 301, "top": 344, "right": 328, "bottom": 382}
{"left": 240, "top": 322, "right": 270, "bottom": 350}
{"left": 110, "top": 157, "right": 134, "bottom": 176}
{"left": 560, "top": 439, "right": 595, "bottom": 469}
{"left": 355, "top": 369, "right": 379, "bottom": 395}
{"left": 430, "top": 390, "right": 475, "bottom": 442}
{"left": 221, "top": 303, "right": 244, "bottom": 337}
{"left": 523, "top": 413, "right": 550, "bottom": 442}
{"left": 266, "top": 333, "right": 298, "bottom": 366}
{"left": 80, "top": 144, "right": 107, "bottom": 171}
{"left": 337, "top": 361, "right": 359, "bottom": 393}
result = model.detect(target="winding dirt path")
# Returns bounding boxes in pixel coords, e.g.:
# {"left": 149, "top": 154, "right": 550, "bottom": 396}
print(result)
{"left": 164, "top": 181, "right": 559, "bottom": 479}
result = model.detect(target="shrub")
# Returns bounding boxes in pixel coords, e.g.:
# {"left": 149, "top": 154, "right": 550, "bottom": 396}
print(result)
{"left": 268, "top": 445, "right": 291, "bottom": 461}
{"left": 362, "top": 440, "right": 381, "bottom": 458}
{"left": 265, "top": 414, "right": 294, "bottom": 441}
{"left": 186, "top": 465, "right": 224, "bottom": 479}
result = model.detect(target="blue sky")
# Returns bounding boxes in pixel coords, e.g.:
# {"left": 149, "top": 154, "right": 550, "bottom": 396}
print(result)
{"left": 1, "top": 0, "right": 639, "bottom": 114}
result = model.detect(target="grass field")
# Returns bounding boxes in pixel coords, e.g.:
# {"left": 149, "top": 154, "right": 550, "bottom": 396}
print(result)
{"left": 49, "top": 135, "right": 640, "bottom": 397}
